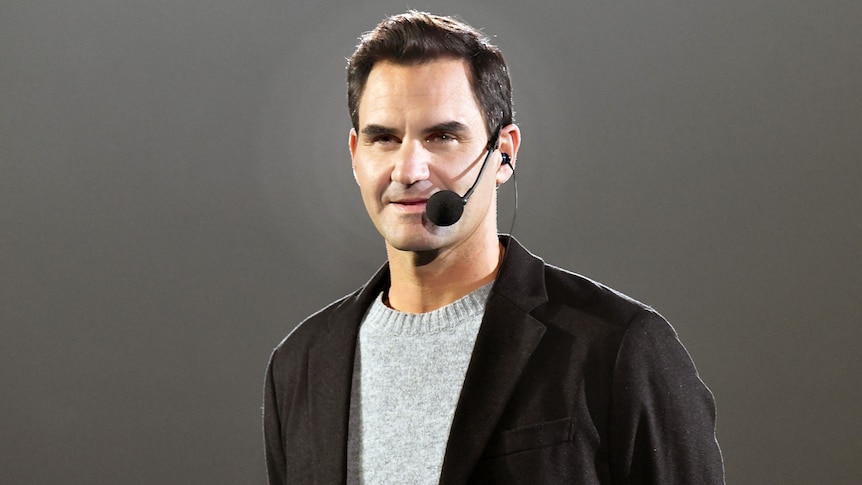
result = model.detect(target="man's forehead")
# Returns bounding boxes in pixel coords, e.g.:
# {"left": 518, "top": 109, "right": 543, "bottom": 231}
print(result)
{"left": 363, "top": 58, "right": 473, "bottom": 96}
{"left": 357, "top": 59, "right": 482, "bottom": 131}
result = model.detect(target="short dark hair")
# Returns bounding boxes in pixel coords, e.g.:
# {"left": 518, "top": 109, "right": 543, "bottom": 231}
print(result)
{"left": 346, "top": 11, "right": 513, "bottom": 137}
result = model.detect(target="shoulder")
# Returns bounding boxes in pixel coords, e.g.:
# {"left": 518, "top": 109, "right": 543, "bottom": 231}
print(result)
{"left": 538, "top": 262, "right": 666, "bottom": 338}
{"left": 496, "top": 236, "right": 672, "bottom": 345}
{"left": 529, "top": 259, "right": 706, "bottom": 387}
{"left": 268, "top": 263, "right": 390, "bottom": 368}
{"left": 268, "top": 287, "right": 369, "bottom": 376}
{"left": 271, "top": 293, "right": 349, "bottom": 351}
{"left": 539, "top": 264, "right": 700, "bottom": 387}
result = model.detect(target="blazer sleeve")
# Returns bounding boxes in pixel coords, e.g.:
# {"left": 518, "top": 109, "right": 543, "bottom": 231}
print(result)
{"left": 263, "top": 353, "right": 287, "bottom": 485}
{"left": 608, "top": 310, "right": 725, "bottom": 484}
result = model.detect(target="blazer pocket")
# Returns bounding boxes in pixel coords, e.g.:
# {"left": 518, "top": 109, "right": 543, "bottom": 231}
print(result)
{"left": 483, "top": 417, "right": 575, "bottom": 458}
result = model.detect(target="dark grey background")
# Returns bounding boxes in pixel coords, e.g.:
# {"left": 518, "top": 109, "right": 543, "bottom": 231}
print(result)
{"left": 2, "top": 1, "right": 860, "bottom": 483}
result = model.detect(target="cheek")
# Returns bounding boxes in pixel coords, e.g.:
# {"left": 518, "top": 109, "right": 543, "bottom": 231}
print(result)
{"left": 354, "top": 163, "right": 388, "bottom": 195}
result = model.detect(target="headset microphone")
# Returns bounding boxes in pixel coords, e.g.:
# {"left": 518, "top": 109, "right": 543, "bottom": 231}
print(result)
{"left": 425, "top": 131, "right": 502, "bottom": 227}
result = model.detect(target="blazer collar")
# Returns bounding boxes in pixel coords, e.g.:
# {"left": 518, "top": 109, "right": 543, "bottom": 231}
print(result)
{"left": 305, "top": 236, "right": 549, "bottom": 483}
{"left": 439, "top": 235, "right": 549, "bottom": 484}
{"left": 305, "top": 264, "right": 390, "bottom": 483}
{"left": 490, "top": 235, "right": 549, "bottom": 313}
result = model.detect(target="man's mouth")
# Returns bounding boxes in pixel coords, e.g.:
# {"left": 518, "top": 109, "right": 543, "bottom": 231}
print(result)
{"left": 390, "top": 198, "right": 428, "bottom": 212}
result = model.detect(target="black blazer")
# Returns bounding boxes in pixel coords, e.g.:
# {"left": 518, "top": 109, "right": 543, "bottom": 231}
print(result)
{"left": 264, "top": 236, "right": 724, "bottom": 484}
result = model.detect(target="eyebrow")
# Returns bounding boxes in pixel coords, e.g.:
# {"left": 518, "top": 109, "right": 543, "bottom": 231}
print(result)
{"left": 360, "top": 124, "right": 397, "bottom": 136}
{"left": 424, "top": 121, "right": 469, "bottom": 135}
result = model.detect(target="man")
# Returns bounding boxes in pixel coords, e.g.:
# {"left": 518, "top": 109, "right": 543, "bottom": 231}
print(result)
{"left": 264, "top": 11, "right": 724, "bottom": 484}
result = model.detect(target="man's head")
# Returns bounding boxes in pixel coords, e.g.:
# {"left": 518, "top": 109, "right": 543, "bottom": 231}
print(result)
{"left": 346, "top": 12, "right": 520, "bottom": 257}
{"left": 347, "top": 11, "right": 513, "bottom": 138}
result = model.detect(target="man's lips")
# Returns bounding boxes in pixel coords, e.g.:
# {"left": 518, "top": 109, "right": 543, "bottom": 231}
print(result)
{"left": 389, "top": 198, "right": 428, "bottom": 212}
{"left": 393, "top": 198, "right": 427, "bottom": 205}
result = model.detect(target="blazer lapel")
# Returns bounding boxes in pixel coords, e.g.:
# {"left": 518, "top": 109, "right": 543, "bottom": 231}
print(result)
{"left": 439, "top": 236, "right": 549, "bottom": 484}
{"left": 305, "top": 265, "right": 390, "bottom": 483}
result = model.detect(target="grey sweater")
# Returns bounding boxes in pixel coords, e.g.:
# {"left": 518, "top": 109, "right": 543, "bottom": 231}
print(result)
{"left": 346, "top": 283, "right": 492, "bottom": 484}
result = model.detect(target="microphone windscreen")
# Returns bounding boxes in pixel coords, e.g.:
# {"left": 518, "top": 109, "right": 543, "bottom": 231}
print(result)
{"left": 426, "top": 190, "right": 465, "bottom": 226}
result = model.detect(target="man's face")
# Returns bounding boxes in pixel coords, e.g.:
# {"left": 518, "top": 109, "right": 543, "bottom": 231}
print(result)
{"left": 349, "top": 58, "right": 510, "bottom": 255}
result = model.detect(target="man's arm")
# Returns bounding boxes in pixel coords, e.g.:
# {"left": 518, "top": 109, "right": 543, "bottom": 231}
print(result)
{"left": 608, "top": 310, "right": 725, "bottom": 484}
{"left": 263, "top": 355, "right": 287, "bottom": 485}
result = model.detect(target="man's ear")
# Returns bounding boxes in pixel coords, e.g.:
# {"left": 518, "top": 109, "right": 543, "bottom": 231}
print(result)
{"left": 495, "top": 123, "right": 521, "bottom": 184}
{"left": 348, "top": 128, "right": 359, "bottom": 185}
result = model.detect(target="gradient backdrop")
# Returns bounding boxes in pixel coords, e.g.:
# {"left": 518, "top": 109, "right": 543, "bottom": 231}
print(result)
{"left": 2, "top": 1, "right": 860, "bottom": 484}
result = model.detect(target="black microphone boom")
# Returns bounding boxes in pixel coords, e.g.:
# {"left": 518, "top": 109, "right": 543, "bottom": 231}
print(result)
{"left": 426, "top": 132, "right": 500, "bottom": 227}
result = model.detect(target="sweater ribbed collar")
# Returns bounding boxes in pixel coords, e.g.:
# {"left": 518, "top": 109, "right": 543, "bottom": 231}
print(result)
{"left": 363, "top": 282, "right": 493, "bottom": 336}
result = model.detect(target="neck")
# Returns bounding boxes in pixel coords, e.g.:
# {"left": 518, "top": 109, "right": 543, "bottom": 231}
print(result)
{"left": 385, "top": 232, "right": 503, "bottom": 314}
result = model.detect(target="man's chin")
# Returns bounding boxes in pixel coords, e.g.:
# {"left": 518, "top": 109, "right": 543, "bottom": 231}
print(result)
{"left": 387, "top": 239, "right": 440, "bottom": 254}
{"left": 379, "top": 221, "right": 452, "bottom": 252}
{"left": 383, "top": 231, "right": 447, "bottom": 255}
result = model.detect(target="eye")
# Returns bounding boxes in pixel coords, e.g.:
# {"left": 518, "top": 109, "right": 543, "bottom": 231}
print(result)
{"left": 426, "top": 132, "right": 457, "bottom": 143}
{"left": 371, "top": 134, "right": 399, "bottom": 145}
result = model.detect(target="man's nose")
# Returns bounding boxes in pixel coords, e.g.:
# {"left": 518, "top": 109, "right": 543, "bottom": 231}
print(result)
{"left": 391, "top": 140, "right": 431, "bottom": 185}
